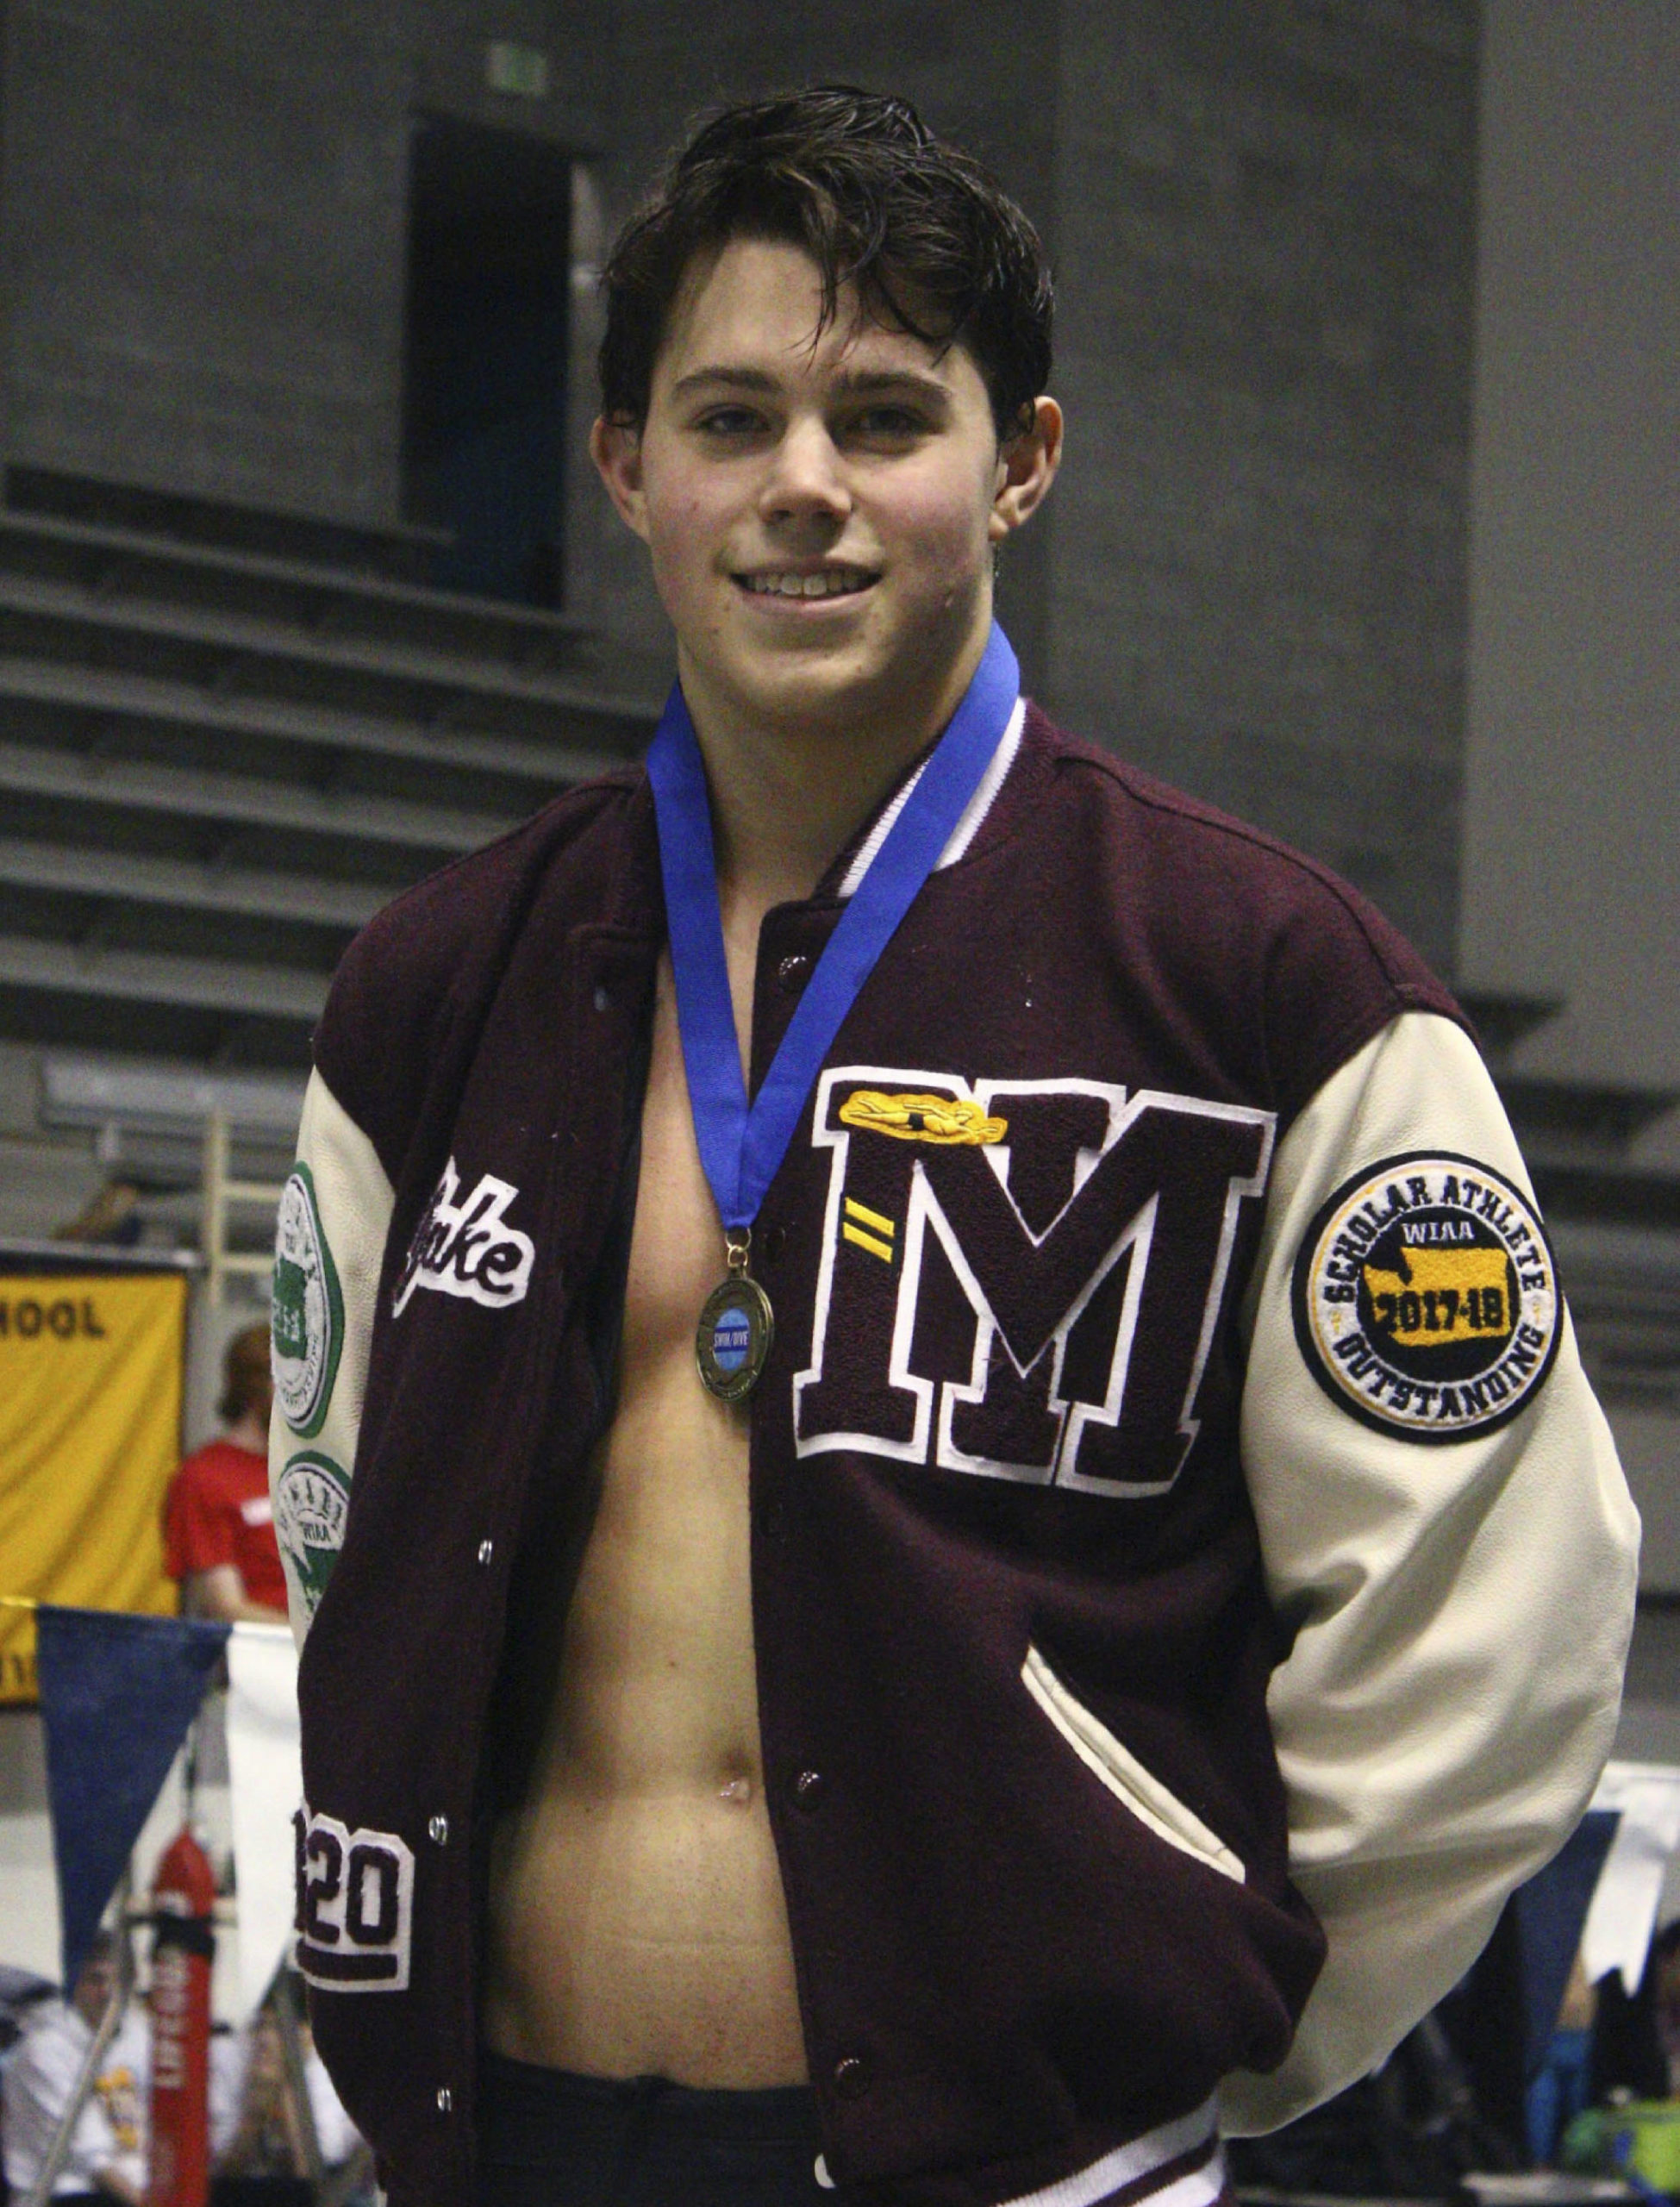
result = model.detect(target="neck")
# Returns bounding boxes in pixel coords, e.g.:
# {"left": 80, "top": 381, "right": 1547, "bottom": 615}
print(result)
{"left": 705, "top": 719, "right": 915, "bottom": 917}
{"left": 227, "top": 1407, "right": 268, "bottom": 1452}
{"left": 678, "top": 624, "right": 991, "bottom": 928}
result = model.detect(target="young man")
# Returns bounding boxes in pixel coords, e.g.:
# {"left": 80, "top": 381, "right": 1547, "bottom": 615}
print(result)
{"left": 271, "top": 89, "right": 1638, "bottom": 2207}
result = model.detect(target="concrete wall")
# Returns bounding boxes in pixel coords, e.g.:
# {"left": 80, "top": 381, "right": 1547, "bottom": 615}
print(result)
{"left": 0, "top": 0, "right": 606, "bottom": 528}
{"left": 1459, "top": 0, "right": 1680, "bottom": 1103}
{"left": 1460, "top": 0, "right": 1680, "bottom": 1654}
{"left": 1045, "top": 0, "right": 1478, "bottom": 978}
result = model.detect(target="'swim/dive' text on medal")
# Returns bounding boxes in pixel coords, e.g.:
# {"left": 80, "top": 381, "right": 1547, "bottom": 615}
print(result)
{"left": 696, "top": 1231, "right": 774, "bottom": 1401}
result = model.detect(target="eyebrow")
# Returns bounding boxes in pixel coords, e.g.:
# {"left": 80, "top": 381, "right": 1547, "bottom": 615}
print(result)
{"left": 667, "top": 363, "right": 953, "bottom": 406}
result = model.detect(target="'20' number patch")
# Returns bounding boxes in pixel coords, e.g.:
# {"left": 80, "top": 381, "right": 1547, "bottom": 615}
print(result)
{"left": 1292, "top": 1151, "right": 1561, "bottom": 1442}
{"left": 293, "top": 1808, "right": 414, "bottom": 1992}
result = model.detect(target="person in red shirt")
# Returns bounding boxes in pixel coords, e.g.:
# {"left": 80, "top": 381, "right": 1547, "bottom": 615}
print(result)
{"left": 163, "top": 1323, "right": 286, "bottom": 1622}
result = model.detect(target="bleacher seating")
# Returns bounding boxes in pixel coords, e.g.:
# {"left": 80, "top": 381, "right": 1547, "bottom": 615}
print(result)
{"left": 1462, "top": 991, "right": 1680, "bottom": 1417}
{"left": 0, "top": 466, "right": 659, "bottom": 1073}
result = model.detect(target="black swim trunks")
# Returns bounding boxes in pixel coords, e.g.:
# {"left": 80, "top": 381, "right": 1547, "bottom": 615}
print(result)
{"left": 477, "top": 2054, "right": 835, "bottom": 2206}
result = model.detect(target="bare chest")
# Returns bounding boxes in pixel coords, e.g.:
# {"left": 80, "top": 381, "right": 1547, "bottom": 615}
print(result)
{"left": 617, "top": 957, "right": 734, "bottom": 1389}
{"left": 481, "top": 953, "right": 806, "bottom": 2082}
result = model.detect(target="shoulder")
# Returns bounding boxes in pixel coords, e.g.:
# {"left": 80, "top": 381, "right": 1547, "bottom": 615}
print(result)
{"left": 1017, "top": 705, "right": 1467, "bottom": 1119}
{"left": 173, "top": 1438, "right": 247, "bottom": 1492}
{"left": 324, "top": 767, "right": 642, "bottom": 1018}
{"left": 13, "top": 2000, "right": 80, "bottom": 2077}
{"left": 1024, "top": 704, "right": 1437, "bottom": 982}
{"left": 312, "top": 766, "right": 646, "bottom": 1166}
{"left": 169, "top": 1440, "right": 227, "bottom": 1503}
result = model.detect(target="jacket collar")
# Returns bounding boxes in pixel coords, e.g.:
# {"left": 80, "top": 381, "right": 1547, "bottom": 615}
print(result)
{"left": 603, "top": 691, "right": 1048, "bottom": 934}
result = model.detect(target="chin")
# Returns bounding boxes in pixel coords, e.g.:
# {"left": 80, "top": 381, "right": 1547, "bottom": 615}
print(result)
{"left": 747, "top": 647, "right": 896, "bottom": 716}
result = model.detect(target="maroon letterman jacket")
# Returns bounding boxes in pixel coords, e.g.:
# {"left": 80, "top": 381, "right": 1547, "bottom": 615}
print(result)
{"left": 274, "top": 704, "right": 1636, "bottom": 2206}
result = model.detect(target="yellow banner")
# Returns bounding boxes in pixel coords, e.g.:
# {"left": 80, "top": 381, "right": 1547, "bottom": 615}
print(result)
{"left": 0, "top": 1272, "right": 188, "bottom": 1704}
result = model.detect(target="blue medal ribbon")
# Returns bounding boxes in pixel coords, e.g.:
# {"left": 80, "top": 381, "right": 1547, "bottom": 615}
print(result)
{"left": 647, "top": 621, "right": 1021, "bottom": 1233}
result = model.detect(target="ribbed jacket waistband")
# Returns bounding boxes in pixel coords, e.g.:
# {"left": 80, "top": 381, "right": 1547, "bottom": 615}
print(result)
{"left": 996, "top": 2096, "right": 1223, "bottom": 2207}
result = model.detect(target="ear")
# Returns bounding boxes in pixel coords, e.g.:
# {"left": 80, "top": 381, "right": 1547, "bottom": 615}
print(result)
{"left": 989, "top": 396, "right": 1063, "bottom": 541}
{"left": 590, "top": 416, "right": 651, "bottom": 542}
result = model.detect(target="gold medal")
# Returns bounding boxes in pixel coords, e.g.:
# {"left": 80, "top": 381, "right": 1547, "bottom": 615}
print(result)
{"left": 695, "top": 1229, "right": 775, "bottom": 1402}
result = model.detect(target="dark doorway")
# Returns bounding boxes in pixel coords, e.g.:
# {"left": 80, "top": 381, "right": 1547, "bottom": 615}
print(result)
{"left": 403, "top": 116, "right": 571, "bottom": 607}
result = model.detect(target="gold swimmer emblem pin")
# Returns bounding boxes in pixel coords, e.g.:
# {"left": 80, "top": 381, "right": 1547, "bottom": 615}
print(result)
{"left": 838, "top": 1091, "right": 1007, "bottom": 1146}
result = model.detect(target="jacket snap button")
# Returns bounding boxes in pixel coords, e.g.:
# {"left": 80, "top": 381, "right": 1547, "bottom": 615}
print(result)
{"left": 755, "top": 1497, "right": 788, "bottom": 1541}
{"left": 791, "top": 1768, "right": 826, "bottom": 1811}
{"left": 436, "top": 2085, "right": 453, "bottom": 2114}
{"left": 477, "top": 1539, "right": 494, "bottom": 1566}
{"left": 592, "top": 984, "right": 610, "bottom": 1012}
{"left": 833, "top": 2054, "right": 870, "bottom": 2099}
{"left": 776, "top": 953, "right": 810, "bottom": 994}
{"left": 428, "top": 1815, "right": 449, "bottom": 1845}
{"left": 760, "top": 1223, "right": 787, "bottom": 1264}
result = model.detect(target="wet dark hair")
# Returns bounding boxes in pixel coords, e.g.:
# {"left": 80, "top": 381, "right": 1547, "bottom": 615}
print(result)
{"left": 598, "top": 86, "right": 1053, "bottom": 439}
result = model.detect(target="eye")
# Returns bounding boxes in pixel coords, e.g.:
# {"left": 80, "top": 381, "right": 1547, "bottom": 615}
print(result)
{"left": 693, "top": 405, "right": 767, "bottom": 440}
{"left": 847, "top": 404, "right": 927, "bottom": 442}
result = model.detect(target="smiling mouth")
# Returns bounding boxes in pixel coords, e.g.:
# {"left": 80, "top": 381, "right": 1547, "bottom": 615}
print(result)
{"left": 734, "top": 566, "right": 879, "bottom": 601}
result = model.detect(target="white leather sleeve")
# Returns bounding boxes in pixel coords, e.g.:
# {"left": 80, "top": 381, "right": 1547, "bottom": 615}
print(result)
{"left": 1221, "top": 1011, "right": 1639, "bottom": 2133}
{"left": 268, "top": 1068, "right": 396, "bottom": 1648}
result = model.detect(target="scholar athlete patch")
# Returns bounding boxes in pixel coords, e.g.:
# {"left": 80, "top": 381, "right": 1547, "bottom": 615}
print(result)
{"left": 1292, "top": 1151, "right": 1561, "bottom": 1441}
{"left": 272, "top": 1166, "right": 343, "bottom": 1435}
{"left": 294, "top": 1806, "right": 414, "bottom": 1992}
{"left": 274, "top": 1451, "right": 350, "bottom": 1621}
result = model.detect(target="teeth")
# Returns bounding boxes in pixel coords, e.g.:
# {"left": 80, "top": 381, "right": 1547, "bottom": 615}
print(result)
{"left": 745, "top": 570, "right": 872, "bottom": 598}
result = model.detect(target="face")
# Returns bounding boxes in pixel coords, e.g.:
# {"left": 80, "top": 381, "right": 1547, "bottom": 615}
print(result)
{"left": 74, "top": 1945, "right": 116, "bottom": 2025}
{"left": 592, "top": 237, "right": 1059, "bottom": 746}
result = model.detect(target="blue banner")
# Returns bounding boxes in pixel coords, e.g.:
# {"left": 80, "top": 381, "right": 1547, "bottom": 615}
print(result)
{"left": 1515, "top": 1806, "right": 1621, "bottom": 2075}
{"left": 36, "top": 1604, "right": 229, "bottom": 1989}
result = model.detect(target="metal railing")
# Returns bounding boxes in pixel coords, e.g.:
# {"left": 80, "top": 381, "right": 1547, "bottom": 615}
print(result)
{"left": 201, "top": 1110, "right": 285, "bottom": 1310}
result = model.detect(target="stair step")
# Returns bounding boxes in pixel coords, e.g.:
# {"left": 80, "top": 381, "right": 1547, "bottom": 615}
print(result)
{"left": 0, "top": 737, "right": 521, "bottom": 855}
{"left": 0, "top": 931, "right": 328, "bottom": 1020}
{"left": 1458, "top": 990, "right": 1565, "bottom": 1062}
{"left": 1530, "top": 1161, "right": 1680, "bottom": 1231}
{"left": 0, "top": 501, "right": 596, "bottom": 662}
{"left": 0, "top": 835, "right": 382, "bottom": 930}
{"left": 0, "top": 477, "right": 667, "bottom": 1080}
{"left": 0, "top": 979, "right": 311, "bottom": 1072}
{"left": 1549, "top": 1216, "right": 1680, "bottom": 1408}
{"left": 0, "top": 569, "right": 663, "bottom": 737}
{"left": 1500, "top": 1074, "right": 1678, "bottom": 1155}
{"left": 6, "top": 464, "right": 452, "bottom": 586}
{"left": 0, "top": 504, "right": 621, "bottom": 682}
{"left": 0, "top": 653, "right": 625, "bottom": 795}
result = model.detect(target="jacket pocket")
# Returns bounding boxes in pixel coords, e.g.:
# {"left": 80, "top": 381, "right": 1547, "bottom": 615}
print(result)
{"left": 1021, "top": 1643, "right": 1245, "bottom": 1884}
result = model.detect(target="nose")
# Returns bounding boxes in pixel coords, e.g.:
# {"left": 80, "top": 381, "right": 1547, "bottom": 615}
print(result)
{"left": 757, "top": 415, "right": 851, "bottom": 531}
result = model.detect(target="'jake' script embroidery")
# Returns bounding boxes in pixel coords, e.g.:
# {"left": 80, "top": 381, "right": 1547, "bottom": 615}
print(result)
{"left": 392, "top": 1158, "right": 536, "bottom": 1316}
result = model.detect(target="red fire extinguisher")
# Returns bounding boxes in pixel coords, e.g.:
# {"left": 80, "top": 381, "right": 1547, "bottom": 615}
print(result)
{"left": 147, "top": 1827, "right": 215, "bottom": 2207}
